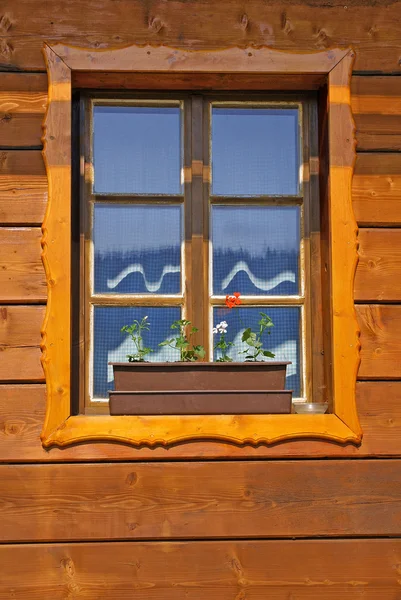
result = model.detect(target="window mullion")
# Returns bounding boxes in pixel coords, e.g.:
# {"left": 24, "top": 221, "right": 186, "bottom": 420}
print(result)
{"left": 188, "top": 94, "right": 209, "bottom": 357}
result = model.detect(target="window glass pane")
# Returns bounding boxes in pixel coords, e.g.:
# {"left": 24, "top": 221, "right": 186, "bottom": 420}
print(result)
{"left": 92, "top": 306, "right": 181, "bottom": 398}
{"left": 212, "top": 205, "right": 300, "bottom": 296}
{"left": 93, "top": 204, "right": 182, "bottom": 295}
{"left": 93, "top": 105, "right": 182, "bottom": 194}
{"left": 213, "top": 306, "right": 301, "bottom": 396}
{"left": 212, "top": 107, "right": 299, "bottom": 196}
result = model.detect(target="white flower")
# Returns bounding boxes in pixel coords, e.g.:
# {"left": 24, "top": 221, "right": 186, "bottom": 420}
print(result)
{"left": 144, "top": 316, "right": 148, "bottom": 320}
{"left": 214, "top": 321, "right": 229, "bottom": 334}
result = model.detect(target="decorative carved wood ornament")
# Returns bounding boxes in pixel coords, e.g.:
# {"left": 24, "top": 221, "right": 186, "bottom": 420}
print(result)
{"left": 41, "top": 43, "right": 361, "bottom": 448}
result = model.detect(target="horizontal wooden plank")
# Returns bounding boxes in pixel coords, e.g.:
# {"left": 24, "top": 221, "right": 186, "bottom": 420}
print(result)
{"left": 357, "top": 305, "right": 401, "bottom": 379}
{"left": 1, "top": 2, "right": 401, "bottom": 72}
{"left": 0, "top": 151, "right": 47, "bottom": 224}
{"left": 0, "top": 74, "right": 47, "bottom": 148}
{"left": 353, "top": 153, "right": 401, "bottom": 177}
{"left": 0, "top": 228, "right": 46, "bottom": 302}
{"left": 1, "top": 539, "right": 401, "bottom": 599}
{"left": 1, "top": 75, "right": 399, "bottom": 152}
{"left": 1, "top": 74, "right": 398, "bottom": 152}
{"left": 353, "top": 153, "right": 401, "bottom": 226}
{"left": 0, "top": 305, "right": 44, "bottom": 381}
{"left": 0, "top": 305, "right": 397, "bottom": 385}
{"left": 0, "top": 149, "right": 45, "bottom": 177}
{"left": 0, "top": 112, "right": 45, "bottom": 149}
{"left": 0, "top": 92, "right": 46, "bottom": 148}
{"left": 352, "top": 76, "right": 401, "bottom": 151}
{"left": 355, "top": 229, "right": 401, "bottom": 301}
{"left": 1, "top": 460, "right": 401, "bottom": 541}
{"left": 0, "top": 77, "right": 398, "bottom": 157}
{"left": 0, "top": 139, "right": 396, "bottom": 239}
{"left": 2, "top": 153, "right": 395, "bottom": 234}
{"left": 0, "top": 225, "right": 393, "bottom": 305}
{"left": 74, "top": 71, "right": 327, "bottom": 90}
{"left": 1, "top": 382, "right": 401, "bottom": 461}
{"left": 354, "top": 115, "right": 401, "bottom": 151}
{"left": 0, "top": 150, "right": 394, "bottom": 232}
{"left": 0, "top": 73, "right": 48, "bottom": 93}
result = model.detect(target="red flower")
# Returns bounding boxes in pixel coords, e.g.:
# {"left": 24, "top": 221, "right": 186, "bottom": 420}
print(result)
{"left": 225, "top": 292, "right": 242, "bottom": 309}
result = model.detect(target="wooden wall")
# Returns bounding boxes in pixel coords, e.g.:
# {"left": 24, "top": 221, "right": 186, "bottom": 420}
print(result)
{"left": 1, "top": 1, "right": 401, "bottom": 597}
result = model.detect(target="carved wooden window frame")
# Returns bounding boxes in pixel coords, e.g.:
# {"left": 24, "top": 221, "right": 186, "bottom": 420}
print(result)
{"left": 41, "top": 43, "right": 361, "bottom": 448}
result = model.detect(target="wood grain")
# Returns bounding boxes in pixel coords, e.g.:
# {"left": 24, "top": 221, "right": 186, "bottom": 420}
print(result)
{"left": 0, "top": 150, "right": 47, "bottom": 224}
{"left": 1, "top": 382, "right": 401, "bottom": 461}
{"left": 0, "top": 73, "right": 47, "bottom": 93}
{"left": 357, "top": 305, "right": 401, "bottom": 379}
{"left": 73, "top": 71, "right": 327, "bottom": 90}
{"left": 352, "top": 76, "right": 401, "bottom": 151}
{"left": 0, "top": 74, "right": 47, "bottom": 148}
{"left": 328, "top": 52, "right": 361, "bottom": 436}
{"left": 355, "top": 229, "right": 401, "bottom": 301}
{"left": 1, "top": 1, "right": 400, "bottom": 72}
{"left": 0, "top": 305, "right": 44, "bottom": 381}
{"left": 2, "top": 460, "right": 401, "bottom": 541}
{"left": 53, "top": 43, "right": 349, "bottom": 73}
{"left": 0, "top": 94, "right": 46, "bottom": 148}
{"left": 0, "top": 228, "right": 46, "bottom": 302}
{"left": 353, "top": 153, "right": 401, "bottom": 226}
{"left": 1, "top": 539, "right": 401, "bottom": 599}
{"left": 40, "top": 45, "right": 72, "bottom": 440}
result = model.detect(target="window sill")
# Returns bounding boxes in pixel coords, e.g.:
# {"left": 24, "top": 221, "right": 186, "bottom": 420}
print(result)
{"left": 42, "top": 413, "right": 361, "bottom": 448}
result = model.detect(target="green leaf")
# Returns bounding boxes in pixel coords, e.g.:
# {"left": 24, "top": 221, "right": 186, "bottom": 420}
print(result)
{"left": 245, "top": 333, "right": 258, "bottom": 347}
{"left": 194, "top": 345, "right": 206, "bottom": 358}
{"left": 241, "top": 328, "right": 252, "bottom": 342}
{"left": 176, "top": 338, "right": 189, "bottom": 348}
{"left": 262, "top": 350, "right": 275, "bottom": 358}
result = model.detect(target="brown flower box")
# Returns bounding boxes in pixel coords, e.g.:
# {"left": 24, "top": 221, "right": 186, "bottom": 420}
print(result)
{"left": 109, "top": 389, "right": 292, "bottom": 415}
{"left": 109, "top": 362, "right": 292, "bottom": 415}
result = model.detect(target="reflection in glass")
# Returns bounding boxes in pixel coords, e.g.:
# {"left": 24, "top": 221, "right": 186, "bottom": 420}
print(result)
{"left": 212, "top": 206, "right": 300, "bottom": 296}
{"left": 212, "top": 107, "right": 299, "bottom": 196}
{"left": 94, "top": 105, "right": 182, "bottom": 194}
{"left": 213, "top": 306, "right": 301, "bottom": 396}
{"left": 93, "top": 306, "right": 181, "bottom": 398}
{"left": 93, "top": 204, "right": 182, "bottom": 295}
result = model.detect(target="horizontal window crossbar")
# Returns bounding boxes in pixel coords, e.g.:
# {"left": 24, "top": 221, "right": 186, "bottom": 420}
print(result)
{"left": 211, "top": 296, "right": 305, "bottom": 306}
{"left": 210, "top": 196, "right": 303, "bottom": 205}
{"left": 92, "top": 194, "right": 184, "bottom": 204}
{"left": 89, "top": 295, "right": 184, "bottom": 306}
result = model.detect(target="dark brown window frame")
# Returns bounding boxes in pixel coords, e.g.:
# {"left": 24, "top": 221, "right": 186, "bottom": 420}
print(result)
{"left": 76, "top": 90, "right": 324, "bottom": 413}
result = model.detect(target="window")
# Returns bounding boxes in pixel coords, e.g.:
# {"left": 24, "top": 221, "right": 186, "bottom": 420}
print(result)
{"left": 77, "top": 93, "right": 325, "bottom": 412}
{"left": 41, "top": 43, "right": 361, "bottom": 447}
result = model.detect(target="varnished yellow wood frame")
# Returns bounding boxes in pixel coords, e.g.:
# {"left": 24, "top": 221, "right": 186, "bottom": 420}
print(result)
{"left": 41, "top": 43, "right": 361, "bottom": 448}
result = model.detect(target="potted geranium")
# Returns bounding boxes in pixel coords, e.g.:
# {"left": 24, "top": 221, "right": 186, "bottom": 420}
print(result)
{"left": 109, "top": 293, "right": 292, "bottom": 415}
